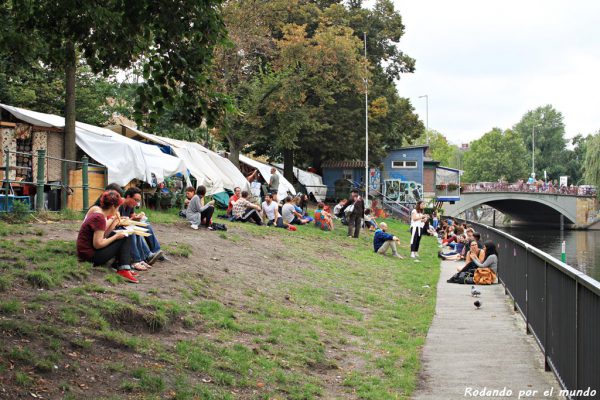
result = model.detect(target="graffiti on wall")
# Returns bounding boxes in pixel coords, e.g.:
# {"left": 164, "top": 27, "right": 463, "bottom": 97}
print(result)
{"left": 369, "top": 168, "right": 381, "bottom": 192}
{"left": 383, "top": 179, "right": 423, "bottom": 204}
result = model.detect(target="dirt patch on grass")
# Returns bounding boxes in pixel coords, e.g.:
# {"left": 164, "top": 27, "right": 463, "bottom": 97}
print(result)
{"left": 1, "top": 219, "right": 438, "bottom": 399}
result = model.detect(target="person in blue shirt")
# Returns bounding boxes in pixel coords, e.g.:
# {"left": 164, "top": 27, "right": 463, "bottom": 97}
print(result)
{"left": 373, "top": 222, "right": 404, "bottom": 259}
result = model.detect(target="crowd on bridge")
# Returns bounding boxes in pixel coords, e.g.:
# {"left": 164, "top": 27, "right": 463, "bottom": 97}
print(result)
{"left": 462, "top": 180, "right": 596, "bottom": 196}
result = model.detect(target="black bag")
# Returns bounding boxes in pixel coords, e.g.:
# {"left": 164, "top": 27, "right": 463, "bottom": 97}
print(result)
{"left": 211, "top": 222, "right": 227, "bottom": 231}
{"left": 447, "top": 270, "right": 474, "bottom": 284}
{"left": 178, "top": 210, "right": 187, "bottom": 219}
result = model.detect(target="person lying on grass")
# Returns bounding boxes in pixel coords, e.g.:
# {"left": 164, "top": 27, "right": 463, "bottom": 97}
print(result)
{"left": 119, "top": 187, "right": 164, "bottom": 266}
{"left": 77, "top": 190, "right": 138, "bottom": 283}
{"left": 373, "top": 222, "right": 404, "bottom": 259}
{"left": 184, "top": 185, "right": 215, "bottom": 230}
{"left": 314, "top": 202, "right": 334, "bottom": 231}
{"left": 232, "top": 191, "right": 263, "bottom": 225}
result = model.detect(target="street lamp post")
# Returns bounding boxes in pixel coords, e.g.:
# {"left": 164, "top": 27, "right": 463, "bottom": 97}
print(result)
{"left": 419, "top": 94, "right": 429, "bottom": 143}
{"left": 364, "top": 32, "right": 369, "bottom": 207}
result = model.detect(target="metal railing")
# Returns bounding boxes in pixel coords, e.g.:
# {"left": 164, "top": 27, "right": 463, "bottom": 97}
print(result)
{"left": 460, "top": 219, "right": 600, "bottom": 398}
{"left": 2, "top": 148, "right": 106, "bottom": 212}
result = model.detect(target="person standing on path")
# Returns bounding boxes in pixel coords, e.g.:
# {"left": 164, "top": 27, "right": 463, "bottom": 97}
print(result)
{"left": 268, "top": 167, "right": 280, "bottom": 195}
{"left": 410, "top": 200, "right": 428, "bottom": 258}
{"left": 341, "top": 189, "right": 364, "bottom": 238}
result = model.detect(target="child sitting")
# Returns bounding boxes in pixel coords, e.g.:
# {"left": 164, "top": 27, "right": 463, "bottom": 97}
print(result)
{"left": 314, "top": 202, "right": 334, "bottom": 231}
{"left": 364, "top": 208, "right": 378, "bottom": 231}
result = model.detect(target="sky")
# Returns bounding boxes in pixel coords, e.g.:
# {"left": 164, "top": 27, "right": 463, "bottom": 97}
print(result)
{"left": 389, "top": 0, "right": 600, "bottom": 145}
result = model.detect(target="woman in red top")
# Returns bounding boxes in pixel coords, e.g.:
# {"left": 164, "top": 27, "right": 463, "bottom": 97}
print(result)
{"left": 76, "top": 190, "right": 137, "bottom": 283}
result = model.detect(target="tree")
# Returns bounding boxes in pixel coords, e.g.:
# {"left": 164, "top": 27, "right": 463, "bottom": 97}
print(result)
{"left": 513, "top": 105, "right": 567, "bottom": 179}
{"left": 0, "top": 1, "right": 226, "bottom": 162}
{"left": 0, "top": 60, "right": 134, "bottom": 127}
{"left": 413, "top": 130, "right": 454, "bottom": 166}
{"left": 462, "top": 128, "right": 528, "bottom": 182}
{"left": 583, "top": 131, "right": 600, "bottom": 189}
{"left": 241, "top": 0, "right": 423, "bottom": 175}
{"left": 562, "top": 134, "right": 591, "bottom": 184}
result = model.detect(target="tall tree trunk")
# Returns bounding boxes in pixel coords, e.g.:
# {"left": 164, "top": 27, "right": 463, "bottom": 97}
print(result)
{"left": 227, "top": 139, "right": 241, "bottom": 168}
{"left": 312, "top": 149, "right": 322, "bottom": 173}
{"left": 283, "top": 149, "right": 294, "bottom": 182}
{"left": 64, "top": 41, "right": 77, "bottom": 164}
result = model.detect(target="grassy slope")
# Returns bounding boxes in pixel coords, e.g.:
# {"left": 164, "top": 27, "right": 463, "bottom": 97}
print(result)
{"left": 0, "top": 214, "right": 439, "bottom": 399}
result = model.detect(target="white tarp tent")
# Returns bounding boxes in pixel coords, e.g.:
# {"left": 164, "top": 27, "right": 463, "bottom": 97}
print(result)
{"left": 0, "top": 104, "right": 188, "bottom": 186}
{"left": 273, "top": 164, "right": 327, "bottom": 202}
{"left": 115, "top": 125, "right": 250, "bottom": 195}
{"left": 239, "top": 154, "right": 296, "bottom": 200}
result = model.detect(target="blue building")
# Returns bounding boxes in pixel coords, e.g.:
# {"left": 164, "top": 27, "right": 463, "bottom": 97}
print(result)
{"left": 321, "top": 160, "right": 366, "bottom": 200}
{"left": 321, "top": 145, "right": 460, "bottom": 204}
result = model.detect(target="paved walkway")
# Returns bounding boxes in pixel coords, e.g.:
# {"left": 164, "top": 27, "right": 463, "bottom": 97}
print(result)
{"left": 413, "top": 260, "right": 563, "bottom": 400}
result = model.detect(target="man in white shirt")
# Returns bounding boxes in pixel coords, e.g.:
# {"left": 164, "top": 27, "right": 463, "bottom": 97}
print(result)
{"left": 262, "top": 193, "right": 288, "bottom": 228}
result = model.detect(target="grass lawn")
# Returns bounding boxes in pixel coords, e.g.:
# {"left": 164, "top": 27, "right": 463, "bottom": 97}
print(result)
{"left": 0, "top": 211, "right": 439, "bottom": 399}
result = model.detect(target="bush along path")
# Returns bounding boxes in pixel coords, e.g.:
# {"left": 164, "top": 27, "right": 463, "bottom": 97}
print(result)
{"left": 0, "top": 216, "right": 439, "bottom": 399}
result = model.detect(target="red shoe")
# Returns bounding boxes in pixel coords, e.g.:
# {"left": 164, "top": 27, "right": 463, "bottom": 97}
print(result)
{"left": 117, "top": 270, "right": 139, "bottom": 283}
{"left": 288, "top": 225, "right": 297, "bottom": 231}
{"left": 131, "top": 271, "right": 139, "bottom": 276}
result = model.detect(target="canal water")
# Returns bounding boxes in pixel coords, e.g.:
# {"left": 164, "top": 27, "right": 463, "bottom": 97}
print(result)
{"left": 497, "top": 226, "right": 600, "bottom": 284}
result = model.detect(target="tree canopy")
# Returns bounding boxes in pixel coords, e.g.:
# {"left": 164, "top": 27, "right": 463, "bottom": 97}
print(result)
{"left": 462, "top": 128, "right": 528, "bottom": 183}
{"left": 583, "top": 131, "right": 600, "bottom": 190}
{"left": 512, "top": 105, "right": 567, "bottom": 179}
{"left": 0, "top": 0, "right": 227, "bottom": 161}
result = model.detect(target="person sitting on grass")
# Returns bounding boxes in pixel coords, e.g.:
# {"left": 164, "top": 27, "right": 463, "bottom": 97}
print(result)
{"left": 373, "top": 222, "right": 403, "bottom": 259}
{"left": 184, "top": 185, "right": 215, "bottom": 230}
{"left": 87, "top": 192, "right": 151, "bottom": 272}
{"left": 333, "top": 199, "right": 347, "bottom": 220}
{"left": 232, "top": 191, "right": 263, "bottom": 225}
{"left": 293, "top": 196, "right": 313, "bottom": 223}
{"left": 119, "top": 187, "right": 164, "bottom": 264}
{"left": 226, "top": 186, "right": 241, "bottom": 217}
{"left": 314, "top": 202, "right": 333, "bottom": 231}
{"left": 364, "top": 208, "right": 378, "bottom": 231}
{"left": 76, "top": 190, "right": 138, "bottom": 283}
{"left": 262, "top": 193, "right": 289, "bottom": 229}
{"left": 282, "top": 196, "right": 309, "bottom": 225}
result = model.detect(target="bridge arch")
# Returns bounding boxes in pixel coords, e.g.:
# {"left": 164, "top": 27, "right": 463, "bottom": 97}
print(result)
{"left": 444, "top": 192, "right": 579, "bottom": 226}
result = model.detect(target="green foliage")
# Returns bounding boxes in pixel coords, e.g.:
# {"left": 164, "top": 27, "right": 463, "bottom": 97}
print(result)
{"left": 513, "top": 105, "right": 567, "bottom": 179}
{"left": 413, "top": 130, "right": 461, "bottom": 168}
{"left": 1, "top": 0, "right": 228, "bottom": 157}
{"left": 583, "top": 132, "right": 600, "bottom": 190}
{"left": 1, "top": 199, "right": 31, "bottom": 224}
{"left": 213, "top": 0, "right": 422, "bottom": 171}
{"left": 463, "top": 128, "right": 529, "bottom": 182}
{"left": 0, "top": 299, "right": 19, "bottom": 314}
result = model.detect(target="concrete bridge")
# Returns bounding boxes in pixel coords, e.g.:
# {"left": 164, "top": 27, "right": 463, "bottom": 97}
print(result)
{"left": 444, "top": 191, "right": 599, "bottom": 229}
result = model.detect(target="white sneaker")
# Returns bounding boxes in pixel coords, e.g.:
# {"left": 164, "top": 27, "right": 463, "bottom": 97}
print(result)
{"left": 190, "top": 224, "right": 199, "bottom": 230}
{"left": 410, "top": 252, "right": 416, "bottom": 258}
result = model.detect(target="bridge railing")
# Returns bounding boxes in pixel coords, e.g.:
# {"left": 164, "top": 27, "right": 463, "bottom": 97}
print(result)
{"left": 462, "top": 182, "right": 596, "bottom": 197}
{"left": 460, "top": 218, "right": 600, "bottom": 398}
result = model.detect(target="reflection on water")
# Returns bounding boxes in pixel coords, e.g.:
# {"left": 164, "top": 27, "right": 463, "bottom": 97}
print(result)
{"left": 498, "top": 227, "right": 600, "bottom": 283}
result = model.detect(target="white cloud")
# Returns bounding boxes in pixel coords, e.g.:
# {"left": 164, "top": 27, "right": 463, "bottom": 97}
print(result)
{"left": 392, "top": 0, "right": 600, "bottom": 144}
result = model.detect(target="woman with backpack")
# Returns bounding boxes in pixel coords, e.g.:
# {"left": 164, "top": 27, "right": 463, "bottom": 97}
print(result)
{"left": 471, "top": 241, "right": 499, "bottom": 284}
